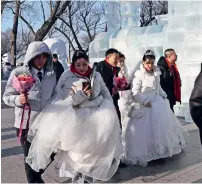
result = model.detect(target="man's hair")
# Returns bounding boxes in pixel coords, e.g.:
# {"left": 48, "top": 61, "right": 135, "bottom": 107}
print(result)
{"left": 105, "top": 48, "right": 119, "bottom": 57}
{"left": 53, "top": 53, "right": 58, "bottom": 59}
{"left": 164, "top": 48, "right": 175, "bottom": 58}
{"left": 119, "top": 52, "right": 125, "bottom": 59}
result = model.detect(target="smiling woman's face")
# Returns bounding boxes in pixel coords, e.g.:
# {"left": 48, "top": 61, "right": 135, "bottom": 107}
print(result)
{"left": 74, "top": 58, "right": 89, "bottom": 74}
{"left": 117, "top": 57, "right": 125, "bottom": 67}
{"left": 143, "top": 58, "right": 155, "bottom": 71}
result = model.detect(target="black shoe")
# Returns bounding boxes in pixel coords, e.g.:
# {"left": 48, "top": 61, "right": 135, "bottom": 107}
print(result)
{"left": 37, "top": 177, "right": 45, "bottom": 183}
{"left": 119, "top": 162, "right": 127, "bottom": 168}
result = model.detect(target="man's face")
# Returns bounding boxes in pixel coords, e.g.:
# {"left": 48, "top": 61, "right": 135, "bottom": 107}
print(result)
{"left": 108, "top": 53, "right": 119, "bottom": 66}
{"left": 53, "top": 57, "right": 58, "bottom": 63}
{"left": 32, "top": 53, "right": 47, "bottom": 70}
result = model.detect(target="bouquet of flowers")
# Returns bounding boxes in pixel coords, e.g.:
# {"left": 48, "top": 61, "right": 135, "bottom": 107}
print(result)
{"left": 112, "top": 76, "right": 129, "bottom": 97}
{"left": 12, "top": 74, "right": 35, "bottom": 143}
{"left": 13, "top": 74, "right": 35, "bottom": 92}
{"left": 114, "top": 76, "right": 129, "bottom": 91}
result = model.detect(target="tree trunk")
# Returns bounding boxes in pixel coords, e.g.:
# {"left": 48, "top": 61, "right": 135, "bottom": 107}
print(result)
{"left": 1, "top": 0, "right": 6, "bottom": 14}
{"left": 149, "top": 1, "right": 153, "bottom": 26}
{"left": 34, "top": 1, "right": 71, "bottom": 41}
{"left": 55, "top": 27, "right": 75, "bottom": 51}
{"left": 11, "top": 0, "right": 20, "bottom": 66}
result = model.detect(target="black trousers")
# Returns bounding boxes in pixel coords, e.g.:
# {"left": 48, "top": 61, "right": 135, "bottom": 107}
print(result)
{"left": 199, "top": 129, "right": 202, "bottom": 145}
{"left": 16, "top": 129, "right": 56, "bottom": 183}
{"left": 168, "top": 99, "right": 175, "bottom": 113}
{"left": 195, "top": 123, "right": 202, "bottom": 145}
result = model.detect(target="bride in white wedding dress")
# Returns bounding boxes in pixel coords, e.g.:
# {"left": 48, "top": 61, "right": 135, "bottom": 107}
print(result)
{"left": 26, "top": 50, "right": 123, "bottom": 183}
{"left": 122, "top": 50, "right": 186, "bottom": 167}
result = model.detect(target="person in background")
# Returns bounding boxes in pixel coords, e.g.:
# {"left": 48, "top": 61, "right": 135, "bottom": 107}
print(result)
{"left": 53, "top": 53, "right": 64, "bottom": 82}
{"left": 117, "top": 53, "right": 131, "bottom": 125}
{"left": 117, "top": 53, "right": 129, "bottom": 81}
{"left": 123, "top": 50, "right": 186, "bottom": 166}
{"left": 3, "top": 41, "right": 56, "bottom": 183}
{"left": 26, "top": 50, "right": 123, "bottom": 183}
{"left": 189, "top": 64, "right": 202, "bottom": 145}
{"left": 96, "top": 49, "right": 126, "bottom": 168}
{"left": 16, "top": 62, "right": 23, "bottom": 67}
{"left": 96, "top": 48, "right": 121, "bottom": 123}
{"left": 157, "top": 49, "right": 181, "bottom": 112}
{"left": 3, "top": 61, "right": 12, "bottom": 79}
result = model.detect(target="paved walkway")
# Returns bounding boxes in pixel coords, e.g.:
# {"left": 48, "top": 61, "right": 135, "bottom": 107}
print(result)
{"left": 1, "top": 105, "right": 202, "bottom": 183}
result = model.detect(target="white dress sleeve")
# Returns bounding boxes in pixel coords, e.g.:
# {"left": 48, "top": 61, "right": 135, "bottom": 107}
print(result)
{"left": 159, "top": 85, "right": 167, "bottom": 98}
{"left": 99, "top": 73, "right": 113, "bottom": 103}
{"left": 56, "top": 71, "right": 88, "bottom": 106}
{"left": 3, "top": 70, "right": 23, "bottom": 107}
{"left": 132, "top": 71, "right": 150, "bottom": 105}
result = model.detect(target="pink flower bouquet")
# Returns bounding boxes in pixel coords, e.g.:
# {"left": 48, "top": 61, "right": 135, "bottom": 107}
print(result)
{"left": 12, "top": 74, "right": 35, "bottom": 93}
{"left": 114, "top": 76, "right": 129, "bottom": 91}
{"left": 12, "top": 74, "right": 35, "bottom": 143}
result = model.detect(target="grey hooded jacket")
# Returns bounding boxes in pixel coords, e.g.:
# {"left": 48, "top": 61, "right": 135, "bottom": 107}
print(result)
{"left": 3, "top": 41, "right": 56, "bottom": 129}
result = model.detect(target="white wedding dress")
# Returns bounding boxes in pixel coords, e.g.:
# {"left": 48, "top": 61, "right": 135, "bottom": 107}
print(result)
{"left": 26, "top": 70, "right": 123, "bottom": 182}
{"left": 122, "top": 65, "right": 187, "bottom": 166}
{"left": 117, "top": 63, "right": 132, "bottom": 127}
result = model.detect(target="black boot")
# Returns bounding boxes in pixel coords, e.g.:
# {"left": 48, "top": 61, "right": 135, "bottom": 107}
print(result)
{"left": 119, "top": 162, "right": 127, "bottom": 168}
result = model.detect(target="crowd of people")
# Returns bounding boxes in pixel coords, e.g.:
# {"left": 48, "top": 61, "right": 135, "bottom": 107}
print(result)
{"left": 2, "top": 41, "right": 201, "bottom": 183}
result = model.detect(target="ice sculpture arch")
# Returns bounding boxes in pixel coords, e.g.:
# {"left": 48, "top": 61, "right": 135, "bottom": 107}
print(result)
{"left": 89, "top": 1, "right": 202, "bottom": 122}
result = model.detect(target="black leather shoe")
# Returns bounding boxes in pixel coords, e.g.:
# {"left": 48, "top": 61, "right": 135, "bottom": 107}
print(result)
{"left": 119, "top": 162, "right": 127, "bottom": 168}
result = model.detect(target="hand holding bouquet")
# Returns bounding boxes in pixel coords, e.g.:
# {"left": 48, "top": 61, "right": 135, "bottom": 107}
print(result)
{"left": 12, "top": 74, "right": 35, "bottom": 143}
{"left": 13, "top": 74, "right": 35, "bottom": 94}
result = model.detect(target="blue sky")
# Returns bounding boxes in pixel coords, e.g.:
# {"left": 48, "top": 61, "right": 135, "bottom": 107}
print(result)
{"left": 1, "top": 1, "right": 50, "bottom": 32}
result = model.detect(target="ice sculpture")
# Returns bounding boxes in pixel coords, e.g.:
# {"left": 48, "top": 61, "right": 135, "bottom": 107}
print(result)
{"left": 88, "top": 1, "right": 120, "bottom": 62}
{"left": 120, "top": 1, "right": 141, "bottom": 28}
{"left": 43, "top": 38, "right": 68, "bottom": 70}
{"left": 89, "top": 1, "right": 202, "bottom": 122}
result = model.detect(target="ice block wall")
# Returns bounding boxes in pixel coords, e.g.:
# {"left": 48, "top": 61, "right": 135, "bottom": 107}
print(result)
{"left": 88, "top": 1, "right": 202, "bottom": 122}
{"left": 165, "top": 1, "right": 202, "bottom": 121}
{"left": 89, "top": 1, "right": 120, "bottom": 62}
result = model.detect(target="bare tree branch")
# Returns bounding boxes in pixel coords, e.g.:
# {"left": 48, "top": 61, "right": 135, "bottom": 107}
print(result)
{"left": 19, "top": 14, "right": 36, "bottom": 35}
{"left": 16, "top": 52, "right": 26, "bottom": 60}
{"left": 11, "top": 0, "right": 21, "bottom": 65}
{"left": 1, "top": 0, "right": 14, "bottom": 14}
{"left": 58, "top": 17, "right": 70, "bottom": 27}
{"left": 9, "top": 6, "right": 36, "bottom": 35}
{"left": 55, "top": 1, "right": 105, "bottom": 51}
{"left": 51, "top": 1, "right": 60, "bottom": 18}
{"left": 55, "top": 27, "right": 75, "bottom": 51}
{"left": 40, "top": 0, "right": 46, "bottom": 23}
{"left": 140, "top": 0, "right": 168, "bottom": 27}
{"left": 34, "top": 1, "right": 71, "bottom": 41}
{"left": 49, "top": 0, "right": 53, "bottom": 17}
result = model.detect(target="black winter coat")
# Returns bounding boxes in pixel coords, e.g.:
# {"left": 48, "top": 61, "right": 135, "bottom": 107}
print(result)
{"left": 189, "top": 66, "right": 202, "bottom": 144}
{"left": 157, "top": 56, "right": 177, "bottom": 106}
{"left": 53, "top": 61, "right": 64, "bottom": 82}
{"left": 96, "top": 60, "right": 120, "bottom": 101}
